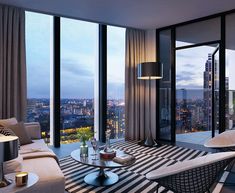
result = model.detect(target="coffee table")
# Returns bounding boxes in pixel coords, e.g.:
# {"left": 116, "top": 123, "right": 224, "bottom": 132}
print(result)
{"left": 71, "top": 148, "right": 135, "bottom": 186}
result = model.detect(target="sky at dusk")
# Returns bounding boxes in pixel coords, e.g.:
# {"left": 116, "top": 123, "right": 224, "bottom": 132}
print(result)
{"left": 176, "top": 42, "right": 235, "bottom": 98}
{"left": 176, "top": 44, "right": 217, "bottom": 90}
{"left": 26, "top": 12, "right": 125, "bottom": 99}
{"left": 26, "top": 12, "right": 235, "bottom": 100}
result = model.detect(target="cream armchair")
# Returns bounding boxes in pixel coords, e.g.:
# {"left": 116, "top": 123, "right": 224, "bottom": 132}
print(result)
{"left": 146, "top": 152, "right": 235, "bottom": 193}
{"left": 204, "top": 130, "right": 235, "bottom": 149}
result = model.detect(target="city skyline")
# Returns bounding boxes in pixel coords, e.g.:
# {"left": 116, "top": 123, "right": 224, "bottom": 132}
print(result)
{"left": 27, "top": 97, "right": 125, "bottom": 143}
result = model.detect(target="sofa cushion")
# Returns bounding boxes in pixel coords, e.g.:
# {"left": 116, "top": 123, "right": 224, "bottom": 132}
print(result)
{"left": 8, "top": 122, "right": 32, "bottom": 145}
{"left": 24, "top": 123, "right": 42, "bottom": 139}
{"left": 3, "top": 155, "right": 23, "bottom": 174}
{"left": 0, "top": 127, "right": 21, "bottom": 148}
{"left": 0, "top": 117, "right": 18, "bottom": 127}
{"left": 0, "top": 127, "right": 17, "bottom": 136}
{"left": 22, "top": 157, "right": 65, "bottom": 193}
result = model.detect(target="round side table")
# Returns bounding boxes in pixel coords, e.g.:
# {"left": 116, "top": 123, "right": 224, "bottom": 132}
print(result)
{"left": 1, "top": 172, "right": 39, "bottom": 193}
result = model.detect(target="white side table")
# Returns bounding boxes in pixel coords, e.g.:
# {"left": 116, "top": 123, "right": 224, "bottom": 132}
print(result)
{"left": 1, "top": 172, "right": 39, "bottom": 193}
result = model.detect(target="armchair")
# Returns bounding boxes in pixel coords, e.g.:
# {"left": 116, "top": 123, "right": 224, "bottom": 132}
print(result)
{"left": 204, "top": 130, "right": 235, "bottom": 149}
{"left": 146, "top": 152, "right": 235, "bottom": 193}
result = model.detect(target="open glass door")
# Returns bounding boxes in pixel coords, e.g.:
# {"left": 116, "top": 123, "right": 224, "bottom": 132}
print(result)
{"left": 175, "top": 43, "right": 219, "bottom": 144}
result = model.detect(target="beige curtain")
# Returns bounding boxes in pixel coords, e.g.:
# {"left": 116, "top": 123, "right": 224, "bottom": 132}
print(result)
{"left": 125, "top": 29, "right": 157, "bottom": 141}
{"left": 0, "top": 5, "right": 27, "bottom": 121}
{"left": 125, "top": 29, "right": 145, "bottom": 141}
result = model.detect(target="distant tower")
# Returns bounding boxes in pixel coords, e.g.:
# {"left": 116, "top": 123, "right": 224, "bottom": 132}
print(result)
{"left": 225, "top": 77, "right": 231, "bottom": 129}
{"left": 182, "top": 88, "right": 187, "bottom": 109}
{"left": 180, "top": 89, "right": 191, "bottom": 133}
{"left": 203, "top": 54, "right": 212, "bottom": 131}
{"left": 83, "top": 99, "right": 86, "bottom": 107}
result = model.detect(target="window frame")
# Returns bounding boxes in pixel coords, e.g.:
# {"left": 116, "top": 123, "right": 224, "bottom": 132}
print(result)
{"left": 156, "top": 11, "right": 231, "bottom": 143}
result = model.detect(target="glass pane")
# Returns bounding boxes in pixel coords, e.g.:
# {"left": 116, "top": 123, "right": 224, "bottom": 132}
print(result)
{"left": 176, "top": 44, "right": 218, "bottom": 144}
{"left": 107, "top": 26, "right": 126, "bottom": 141}
{"left": 226, "top": 13, "right": 235, "bottom": 130}
{"left": 176, "top": 18, "right": 220, "bottom": 47}
{"left": 26, "top": 12, "right": 52, "bottom": 143}
{"left": 60, "top": 18, "right": 98, "bottom": 144}
{"left": 159, "top": 30, "right": 172, "bottom": 140}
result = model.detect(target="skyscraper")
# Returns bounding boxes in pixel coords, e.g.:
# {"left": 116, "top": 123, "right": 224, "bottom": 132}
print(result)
{"left": 203, "top": 54, "right": 212, "bottom": 131}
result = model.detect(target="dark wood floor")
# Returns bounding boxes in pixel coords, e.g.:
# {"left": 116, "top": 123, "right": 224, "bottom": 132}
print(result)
{"left": 50, "top": 141, "right": 235, "bottom": 193}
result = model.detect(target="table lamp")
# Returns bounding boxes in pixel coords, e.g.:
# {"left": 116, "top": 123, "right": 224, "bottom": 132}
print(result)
{"left": 137, "top": 62, "right": 163, "bottom": 147}
{"left": 0, "top": 136, "right": 18, "bottom": 187}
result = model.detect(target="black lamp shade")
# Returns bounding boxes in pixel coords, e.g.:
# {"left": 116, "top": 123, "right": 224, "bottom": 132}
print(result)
{"left": 137, "top": 62, "right": 163, "bottom": 79}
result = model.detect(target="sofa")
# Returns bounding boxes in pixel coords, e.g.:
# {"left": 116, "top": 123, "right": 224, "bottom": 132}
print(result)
{"left": 0, "top": 118, "right": 65, "bottom": 193}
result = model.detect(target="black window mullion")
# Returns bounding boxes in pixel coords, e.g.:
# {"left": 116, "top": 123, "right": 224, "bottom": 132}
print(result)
{"left": 171, "top": 27, "right": 176, "bottom": 143}
{"left": 219, "top": 15, "right": 226, "bottom": 133}
{"left": 98, "top": 25, "right": 107, "bottom": 143}
{"left": 156, "top": 30, "right": 160, "bottom": 140}
{"left": 53, "top": 16, "right": 61, "bottom": 147}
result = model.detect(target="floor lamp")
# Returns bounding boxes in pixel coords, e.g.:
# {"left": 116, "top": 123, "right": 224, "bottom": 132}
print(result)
{"left": 137, "top": 62, "right": 163, "bottom": 147}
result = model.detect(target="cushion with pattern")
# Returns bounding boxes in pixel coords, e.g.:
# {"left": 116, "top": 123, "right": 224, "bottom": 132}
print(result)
{"left": 0, "top": 127, "right": 21, "bottom": 148}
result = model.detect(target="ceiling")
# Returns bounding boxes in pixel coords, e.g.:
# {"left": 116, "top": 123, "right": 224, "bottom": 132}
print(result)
{"left": 0, "top": 0, "right": 235, "bottom": 29}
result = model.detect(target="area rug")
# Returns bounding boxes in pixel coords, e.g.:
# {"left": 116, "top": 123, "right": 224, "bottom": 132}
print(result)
{"left": 59, "top": 141, "right": 211, "bottom": 193}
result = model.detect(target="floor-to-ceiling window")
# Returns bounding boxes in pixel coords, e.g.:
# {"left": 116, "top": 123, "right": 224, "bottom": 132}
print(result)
{"left": 159, "top": 30, "right": 172, "bottom": 141}
{"left": 158, "top": 17, "right": 228, "bottom": 145}
{"left": 26, "top": 11, "right": 126, "bottom": 145}
{"left": 107, "top": 26, "right": 126, "bottom": 141}
{"left": 226, "top": 13, "right": 235, "bottom": 131}
{"left": 25, "top": 12, "right": 53, "bottom": 142}
{"left": 175, "top": 18, "right": 221, "bottom": 145}
{"left": 60, "top": 18, "right": 98, "bottom": 144}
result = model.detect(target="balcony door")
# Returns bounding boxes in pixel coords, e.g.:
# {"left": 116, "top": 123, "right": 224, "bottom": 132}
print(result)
{"left": 175, "top": 44, "right": 220, "bottom": 144}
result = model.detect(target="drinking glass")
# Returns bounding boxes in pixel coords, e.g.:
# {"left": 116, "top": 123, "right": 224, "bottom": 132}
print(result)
{"left": 90, "top": 138, "right": 96, "bottom": 156}
{"left": 91, "top": 140, "right": 99, "bottom": 160}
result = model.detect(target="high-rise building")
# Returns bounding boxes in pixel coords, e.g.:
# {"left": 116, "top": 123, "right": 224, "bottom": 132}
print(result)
{"left": 203, "top": 54, "right": 228, "bottom": 131}
{"left": 203, "top": 54, "right": 213, "bottom": 131}
{"left": 177, "top": 89, "right": 192, "bottom": 133}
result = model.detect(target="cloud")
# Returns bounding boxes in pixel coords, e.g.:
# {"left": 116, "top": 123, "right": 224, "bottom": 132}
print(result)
{"left": 26, "top": 12, "right": 125, "bottom": 99}
{"left": 181, "top": 63, "right": 195, "bottom": 68}
{"left": 176, "top": 71, "right": 197, "bottom": 81}
{"left": 61, "top": 58, "right": 93, "bottom": 77}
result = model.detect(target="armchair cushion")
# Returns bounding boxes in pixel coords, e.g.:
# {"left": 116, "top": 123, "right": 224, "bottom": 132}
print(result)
{"left": 146, "top": 152, "right": 235, "bottom": 180}
{"left": 204, "top": 130, "right": 235, "bottom": 148}
{"left": 24, "top": 122, "right": 41, "bottom": 139}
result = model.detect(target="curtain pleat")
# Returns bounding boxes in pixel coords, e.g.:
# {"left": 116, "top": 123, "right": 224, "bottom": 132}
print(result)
{"left": 125, "top": 29, "right": 146, "bottom": 141}
{"left": 125, "top": 29, "right": 157, "bottom": 141}
{"left": 0, "top": 5, "right": 26, "bottom": 121}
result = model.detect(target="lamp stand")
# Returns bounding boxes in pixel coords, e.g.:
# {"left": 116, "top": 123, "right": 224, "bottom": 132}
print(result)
{"left": 0, "top": 162, "right": 12, "bottom": 188}
{"left": 138, "top": 78, "right": 160, "bottom": 147}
